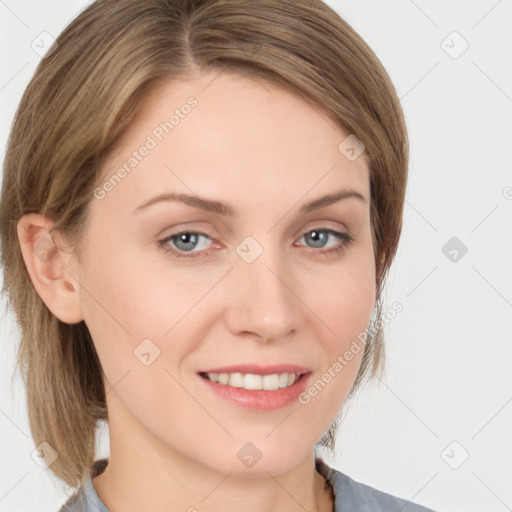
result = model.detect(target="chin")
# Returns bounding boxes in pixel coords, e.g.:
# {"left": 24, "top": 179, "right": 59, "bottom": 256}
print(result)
{"left": 192, "top": 436, "right": 314, "bottom": 478}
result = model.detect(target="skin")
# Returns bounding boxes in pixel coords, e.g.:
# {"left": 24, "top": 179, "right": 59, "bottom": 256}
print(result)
{"left": 17, "top": 71, "right": 376, "bottom": 512}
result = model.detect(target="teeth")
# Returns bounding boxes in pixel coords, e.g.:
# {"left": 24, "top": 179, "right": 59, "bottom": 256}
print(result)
{"left": 205, "top": 372, "right": 300, "bottom": 390}
{"left": 244, "top": 373, "right": 263, "bottom": 390}
{"left": 229, "top": 373, "right": 244, "bottom": 388}
{"left": 263, "top": 374, "right": 279, "bottom": 390}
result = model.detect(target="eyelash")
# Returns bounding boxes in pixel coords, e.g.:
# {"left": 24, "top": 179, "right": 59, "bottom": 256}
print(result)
{"left": 157, "top": 228, "right": 355, "bottom": 260}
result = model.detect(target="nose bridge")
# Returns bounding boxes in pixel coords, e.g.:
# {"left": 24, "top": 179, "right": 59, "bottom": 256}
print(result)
{"left": 227, "top": 236, "right": 298, "bottom": 340}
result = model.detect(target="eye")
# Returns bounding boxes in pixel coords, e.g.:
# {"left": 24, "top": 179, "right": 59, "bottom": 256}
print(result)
{"left": 158, "top": 230, "right": 213, "bottom": 259}
{"left": 157, "top": 227, "right": 355, "bottom": 259}
{"left": 295, "top": 228, "right": 355, "bottom": 258}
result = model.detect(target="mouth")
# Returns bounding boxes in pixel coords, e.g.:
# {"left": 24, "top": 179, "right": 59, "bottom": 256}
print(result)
{"left": 199, "top": 371, "right": 306, "bottom": 391}
{"left": 197, "top": 363, "right": 311, "bottom": 390}
{"left": 197, "top": 367, "right": 313, "bottom": 411}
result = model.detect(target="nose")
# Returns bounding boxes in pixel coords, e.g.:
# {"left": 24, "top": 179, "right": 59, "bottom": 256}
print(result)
{"left": 224, "top": 243, "right": 300, "bottom": 343}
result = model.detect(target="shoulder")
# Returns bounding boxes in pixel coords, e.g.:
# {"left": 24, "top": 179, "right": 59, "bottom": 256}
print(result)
{"left": 57, "top": 480, "right": 109, "bottom": 512}
{"left": 59, "top": 457, "right": 438, "bottom": 512}
{"left": 316, "top": 458, "right": 438, "bottom": 512}
{"left": 57, "top": 460, "right": 109, "bottom": 512}
{"left": 57, "top": 491, "right": 86, "bottom": 512}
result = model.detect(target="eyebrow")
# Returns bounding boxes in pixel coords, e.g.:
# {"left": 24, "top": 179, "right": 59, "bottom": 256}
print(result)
{"left": 132, "top": 188, "right": 367, "bottom": 216}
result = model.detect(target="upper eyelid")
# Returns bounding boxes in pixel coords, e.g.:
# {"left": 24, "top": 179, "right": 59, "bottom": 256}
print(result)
{"left": 159, "top": 217, "right": 349, "bottom": 239}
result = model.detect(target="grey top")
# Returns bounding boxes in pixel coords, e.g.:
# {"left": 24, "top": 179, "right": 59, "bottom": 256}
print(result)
{"left": 59, "top": 458, "right": 437, "bottom": 512}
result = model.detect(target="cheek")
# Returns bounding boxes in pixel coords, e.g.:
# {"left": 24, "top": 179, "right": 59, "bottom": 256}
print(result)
{"left": 80, "top": 237, "right": 203, "bottom": 332}
{"left": 298, "top": 252, "right": 376, "bottom": 406}
{"left": 317, "top": 278, "right": 374, "bottom": 387}
{"left": 325, "top": 271, "right": 375, "bottom": 341}
{"left": 306, "top": 248, "right": 376, "bottom": 344}
{"left": 78, "top": 242, "right": 224, "bottom": 386}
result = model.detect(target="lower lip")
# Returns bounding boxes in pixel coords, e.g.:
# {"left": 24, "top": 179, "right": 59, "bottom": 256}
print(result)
{"left": 198, "top": 373, "right": 312, "bottom": 411}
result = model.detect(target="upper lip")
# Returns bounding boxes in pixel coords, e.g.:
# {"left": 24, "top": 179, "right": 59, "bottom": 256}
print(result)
{"left": 198, "top": 364, "right": 311, "bottom": 375}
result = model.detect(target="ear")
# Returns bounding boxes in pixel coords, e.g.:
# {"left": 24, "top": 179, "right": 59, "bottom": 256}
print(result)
{"left": 16, "top": 213, "right": 84, "bottom": 324}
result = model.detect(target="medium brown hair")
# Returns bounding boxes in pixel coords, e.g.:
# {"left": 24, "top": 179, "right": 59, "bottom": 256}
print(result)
{"left": 0, "top": 0, "right": 408, "bottom": 488}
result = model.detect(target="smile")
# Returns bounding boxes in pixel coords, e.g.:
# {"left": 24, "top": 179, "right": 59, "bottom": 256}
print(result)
{"left": 200, "top": 371, "right": 301, "bottom": 390}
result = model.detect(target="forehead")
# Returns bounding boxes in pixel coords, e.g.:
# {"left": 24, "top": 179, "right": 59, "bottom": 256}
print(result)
{"left": 95, "top": 71, "right": 370, "bottom": 217}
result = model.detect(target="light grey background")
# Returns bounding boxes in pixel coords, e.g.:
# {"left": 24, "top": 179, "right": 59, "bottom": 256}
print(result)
{"left": 1, "top": 1, "right": 511, "bottom": 511}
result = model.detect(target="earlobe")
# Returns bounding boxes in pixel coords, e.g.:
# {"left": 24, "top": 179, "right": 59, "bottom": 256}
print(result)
{"left": 16, "top": 213, "right": 84, "bottom": 324}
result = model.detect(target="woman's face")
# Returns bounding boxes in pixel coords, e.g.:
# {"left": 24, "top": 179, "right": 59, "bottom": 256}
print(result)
{"left": 71, "top": 71, "right": 376, "bottom": 475}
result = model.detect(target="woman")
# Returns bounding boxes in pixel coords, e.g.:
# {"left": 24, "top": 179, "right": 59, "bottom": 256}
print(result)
{"left": 0, "top": 0, "right": 437, "bottom": 510}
